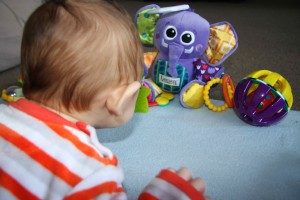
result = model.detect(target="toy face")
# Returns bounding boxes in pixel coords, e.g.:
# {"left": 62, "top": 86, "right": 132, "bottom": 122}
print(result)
{"left": 154, "top": 11, "right": 210, "bottom": 59}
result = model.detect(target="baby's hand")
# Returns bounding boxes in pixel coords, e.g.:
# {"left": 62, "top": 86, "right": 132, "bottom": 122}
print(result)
{"left": 169, "top": 167, "right": 206, "bottom": 195}
{"left": 139, "top": 167, "right": 208, "bottom": 200}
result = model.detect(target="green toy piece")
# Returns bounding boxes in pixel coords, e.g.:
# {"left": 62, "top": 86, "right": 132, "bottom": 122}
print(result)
{"left": 135, "top": 85, "right": 151, "bottom": 113}
{"left": 136, "top": 8, "right": 160, "bottom": 46}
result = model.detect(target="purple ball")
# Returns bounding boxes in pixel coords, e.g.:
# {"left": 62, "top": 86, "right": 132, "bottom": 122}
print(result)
{"left": 233, "top": 78, "right": 289, "bottom": 126}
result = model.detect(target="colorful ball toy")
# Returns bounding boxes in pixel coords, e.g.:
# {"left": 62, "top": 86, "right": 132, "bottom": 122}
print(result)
{"left": 1, "top": 86, "right": 23, "bottom": 102}
{"left": 234, "top": 70, "right": 293, "bottom": 126}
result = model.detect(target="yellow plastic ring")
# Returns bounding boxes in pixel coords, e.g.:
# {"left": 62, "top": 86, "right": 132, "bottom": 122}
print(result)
{"left": 247, "top": 70, "right": 293, "bottom": 109}
{"left": 203, "top": 78, "right": 228, "bottom": 112}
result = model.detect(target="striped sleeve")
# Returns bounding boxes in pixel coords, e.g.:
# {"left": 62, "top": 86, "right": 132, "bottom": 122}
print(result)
{"left": 138, "top": 169, "right": 205, "bottom": 200}
{"left": 0, "top": 125, "right": 127, "bottom": 200}
{"left": 0, "top": 104, "right": 127, "bottom": 200}
{"left": 63, "top": 166, "right": 126, "bottom": 200}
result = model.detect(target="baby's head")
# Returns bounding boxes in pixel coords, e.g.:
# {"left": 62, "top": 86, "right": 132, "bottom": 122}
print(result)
{"left": 21, "top": 0, "right": 144, "bottom": 127}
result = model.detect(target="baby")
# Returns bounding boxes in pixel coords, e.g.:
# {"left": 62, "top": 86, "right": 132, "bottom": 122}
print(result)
{"left": 0, "top": 0, "right": 207, "bottom": 199}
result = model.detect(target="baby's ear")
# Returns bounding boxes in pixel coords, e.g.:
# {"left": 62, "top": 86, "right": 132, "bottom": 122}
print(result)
{"left": 202, "top": 22, "right": 238, "bottom": 66}
{"left": 105, "top": 81, "right": 141, "bottom": 117}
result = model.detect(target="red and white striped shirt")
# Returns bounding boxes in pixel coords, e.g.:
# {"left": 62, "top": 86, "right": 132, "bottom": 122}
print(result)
{"left": 0, "top": 99, "right": 204, "bottom": 200}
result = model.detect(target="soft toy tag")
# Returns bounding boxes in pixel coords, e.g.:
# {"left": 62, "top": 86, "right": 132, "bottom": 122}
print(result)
{"left": 203, "top": 22, "right": 238, "bottom": 66}
{"left": 153, "top": 60, "right": 189, "bottom": 93}
{"left": 193, "top": 59, "right": 224, "bottom": 85}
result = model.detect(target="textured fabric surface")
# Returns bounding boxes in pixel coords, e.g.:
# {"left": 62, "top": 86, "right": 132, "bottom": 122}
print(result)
{"left": 98, "top": 97, "right": 300, "bottom": 200}
{"left": 0, "top": 0, "right": 41, "bottom": 72}
{"left": 0, "top": 66, "right": 19, "bottom": 90}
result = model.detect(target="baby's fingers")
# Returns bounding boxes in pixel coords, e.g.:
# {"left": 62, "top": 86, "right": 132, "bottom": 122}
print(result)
{"left": 176, "top": 167, "right": 192, "bottom": 181}
{"left": 190, "top": 177, "right": 205, "bottom": 193}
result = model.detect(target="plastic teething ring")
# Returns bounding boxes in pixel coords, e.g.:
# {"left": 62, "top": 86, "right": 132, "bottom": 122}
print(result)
{"left": 222, "top": 74, "right": 235, "bottom": 108}
{"left": 203, "top": 78, "right": 228, "bottom": 112}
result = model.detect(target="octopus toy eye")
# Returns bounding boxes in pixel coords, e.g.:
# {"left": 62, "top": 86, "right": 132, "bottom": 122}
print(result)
{"left": 164, "top": 25, "right": 177, "bottom": 40}
{"left": 180, "top": 31, "right": 195, "bottom": 45}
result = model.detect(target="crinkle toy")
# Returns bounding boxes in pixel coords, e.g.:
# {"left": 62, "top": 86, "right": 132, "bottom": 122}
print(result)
{"left": 136, "top": 4, "right": 238, "bottom": 109}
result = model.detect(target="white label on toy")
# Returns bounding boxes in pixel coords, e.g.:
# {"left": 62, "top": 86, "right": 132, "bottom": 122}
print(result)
{"left": 159, "top": 74, "right": 180, "bottom": 86}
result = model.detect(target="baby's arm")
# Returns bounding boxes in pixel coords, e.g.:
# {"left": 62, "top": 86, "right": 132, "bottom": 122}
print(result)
{"left": 63, "top": 164, "right": 205, "bottom": 200}
{"left": 64, "top": 165, "right": 126, "bottom": 200}
{"left": 139, "top": 167, "right": 206, "bottom": 200}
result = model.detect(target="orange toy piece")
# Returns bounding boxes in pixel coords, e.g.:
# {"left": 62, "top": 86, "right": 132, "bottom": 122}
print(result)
{"left": 143, "top": 51, "right": 158, "bottom": 69}
{"left": 222, "top": 74, "right": 235, "bottom": 108}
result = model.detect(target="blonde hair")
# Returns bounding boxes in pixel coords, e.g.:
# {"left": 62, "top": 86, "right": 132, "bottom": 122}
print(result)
{"left": 21, "top": 0, "right": 143, "bottom": 111}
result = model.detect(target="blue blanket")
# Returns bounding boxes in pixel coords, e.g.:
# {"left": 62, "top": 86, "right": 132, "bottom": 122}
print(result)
{"left": 1, "top": 98, "right": 298, "bottom": 199}
{"left": 98, "top": 98, "right": 300, "bottom": 200}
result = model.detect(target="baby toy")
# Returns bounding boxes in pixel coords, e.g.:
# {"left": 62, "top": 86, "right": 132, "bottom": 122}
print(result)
{"left": 135, "top": 52, "right": 175, "bottom": 112}
{"left": 1, "top": 79, "right": 23, "bottom": 102}
{"left": 234, "top": 70, "right": 293, "bottom": 126}
{"left": 136, "top": 4, "right": 238, "bottom": 109}
{"left": 142, "top": 52, "right": 175, "bottom": 107}
{"left": 203, "top": 74, "right": 235, "bottom": 112}
{"left": 135, "top": 84, "right": 151, "bottom": 113}
{"left": 1, "top": 86, "right": 23, "bottom": 102}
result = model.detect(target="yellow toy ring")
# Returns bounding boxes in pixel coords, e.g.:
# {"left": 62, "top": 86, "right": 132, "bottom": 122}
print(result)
{"left": 248, "top": 70, "right": 293, "bottom": 109}
{"left": 203, "top": 78, "right": 228, "bottom": 112}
